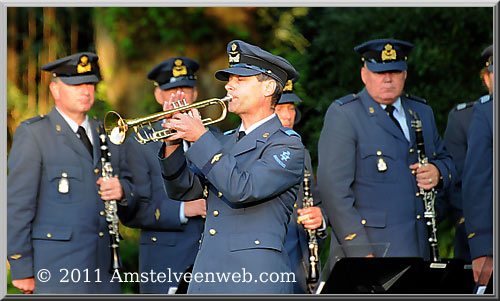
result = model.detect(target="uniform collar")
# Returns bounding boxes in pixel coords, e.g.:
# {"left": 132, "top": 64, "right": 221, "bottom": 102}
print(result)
{"left": 238, "top": 113, "right": 276, "bottom": 135}
{"left": 55, "top": 106, "right": 92, "bottom": 144}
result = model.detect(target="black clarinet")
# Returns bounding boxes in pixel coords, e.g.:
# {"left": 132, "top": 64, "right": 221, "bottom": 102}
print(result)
{"left": 301, "top": 170, "right": 319, "bottom": 288}
{"left": 98, "top": 123, "right": 122, "bottom": 273}
{"left": 411, "top": 112, "right": 440, "bottom": 263}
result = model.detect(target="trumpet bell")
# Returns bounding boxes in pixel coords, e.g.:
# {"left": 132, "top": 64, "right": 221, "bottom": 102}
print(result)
{"left": 104, "top": 111, "right": 128, "bottom": 145}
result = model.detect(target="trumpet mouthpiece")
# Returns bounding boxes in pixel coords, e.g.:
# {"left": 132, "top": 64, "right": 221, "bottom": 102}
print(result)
{"left": 222, "top": 95, "right": 233, "bottom": 102}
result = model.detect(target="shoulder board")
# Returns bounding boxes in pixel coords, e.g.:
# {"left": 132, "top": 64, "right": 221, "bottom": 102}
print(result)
{"left": 22, "top": 114, "right": 46, "bottom": 125}
{"left": 404, "top": 93, "right": 427, "bottom": 104}
{"left": 224, "top": 129, "right": 237, "bottom": 136}
{"left": 281, "top": 128, "right": 301, "bottom": 138}
{"left": 455, "top": 101, "right": 475, "bottom": 111}
{"left": 479, "top": 94, "right": 492, "bottom": 104}
{"left": 335, "top": 94, "right": 358, "bottom": 105}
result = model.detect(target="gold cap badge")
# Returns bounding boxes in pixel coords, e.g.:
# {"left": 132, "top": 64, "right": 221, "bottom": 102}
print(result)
{"left": 77, "top": 55, "right": 91, "bottom": 74}
{"left": 172, "top": 59, "right": 188, "bottom": 77}
{"left": 381, "top": 44, "right": 397, "bottom": 61}
{"left": 284, "top": 80, "right": 293, "bottom": 92}
{"left": 229, "top": 42, "right": 240, "bottom": 64}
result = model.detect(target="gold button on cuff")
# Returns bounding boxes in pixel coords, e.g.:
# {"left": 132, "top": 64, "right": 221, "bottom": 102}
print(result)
{"left": 209, "top": 229, "right": 216, "bottom": 236}
{"left": 46, "top": 233, "right": 52, "bottom": 238}
{"left": 416, "top": 215, "right": 421, "bottom": 220}
{"left": 151, "top": 237, "right": 157, "bottom": 242}
{"left": 361, "top": 219, "right": 367, "bottom": 225}
{"left": 376, "top": 150, "right": 382, "bottom": 156}
{"left": 213, "top": 210, "right": 219, "bottom": 217}
{"left": 99, "top": 232, "right": 104, "bottom": 237}
{"left": 254, "top": 240, "right": 261, "bottom": 245}
{"left": 100, "top": 211, "right": 105, "bottom": 216}
{"left": 94, "top": 169, "right": 99, "bottom": 174}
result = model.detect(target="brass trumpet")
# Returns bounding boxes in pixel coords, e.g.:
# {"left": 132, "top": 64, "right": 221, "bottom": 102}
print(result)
{"left": 104, "top": 95, "right": 232, "bottom": 145}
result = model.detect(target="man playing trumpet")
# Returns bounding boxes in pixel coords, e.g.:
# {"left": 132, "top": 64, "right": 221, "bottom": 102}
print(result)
{"left": 159, "top": 40, "right": 305, "bottom": 294}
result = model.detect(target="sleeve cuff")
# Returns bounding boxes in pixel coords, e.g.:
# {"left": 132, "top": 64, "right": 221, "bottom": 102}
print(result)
{"left": 179, "top": 202, "right": 188, "bottom": 224}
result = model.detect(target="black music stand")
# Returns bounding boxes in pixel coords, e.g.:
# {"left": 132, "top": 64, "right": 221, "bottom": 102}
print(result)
{"left": 315, "top": 242, "right": 475, "bottom": 294}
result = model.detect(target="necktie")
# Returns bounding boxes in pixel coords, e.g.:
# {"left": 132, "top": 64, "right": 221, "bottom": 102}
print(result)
{"left": 385, "top": 105, "right": 403, "bottom": 134}
{"left": 77, "top": 126, "right": 93, "bottom": 157}
{"left": 237, "top": 131, "right": 246, "bottom": 142}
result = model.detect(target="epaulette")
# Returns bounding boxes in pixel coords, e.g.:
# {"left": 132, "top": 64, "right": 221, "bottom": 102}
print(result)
{"left": 479, "top": 94, "right": 492, "bottom": 104}
{"left": 335, "top": 94, "right": 358, "bottom": 105}
{"left": 22, "top": 114, "right": 46, "bottom": 125}
{"left": 455, "top": 101, "right": 475, "bottom": 111}
{"left": 404, "top": 93, "right": 427, "bottom": 104}
{"left": 224, "top": 129, "right": 237, "bottom": 136}
{"left": 281, "top": 128, "right": 301, "bottom": 138}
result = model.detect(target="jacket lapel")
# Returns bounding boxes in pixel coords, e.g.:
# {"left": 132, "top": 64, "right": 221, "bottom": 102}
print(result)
{"left": 401, "top": 96, "right": 417, "bottom": 147}
{"left": 359, "top": 88, "right": 407, "bottom": 143}
{"left": 49, "top": 108, "right": 92, "bottom": 160}
{"left": 230, "top": 115, "right": 281, "bottom": 157}
{"left": 89, "top": 118, "right": 102, "bottom": 167}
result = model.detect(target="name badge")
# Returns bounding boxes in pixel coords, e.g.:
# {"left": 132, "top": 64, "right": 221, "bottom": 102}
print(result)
{"left": 377, "top": 158, "right": 387, "bottom": 172}
{"left": 58, "top": 172, "right": 69, "bottom": 194}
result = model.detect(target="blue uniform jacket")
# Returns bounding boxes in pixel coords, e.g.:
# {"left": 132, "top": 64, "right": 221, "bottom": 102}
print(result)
{"left": 462, "top": 94, "right": 493, "bottom": 260}
{"left": 318, "top": 88, "right": 454, "bottom": 260}
{"left": 159, "top": 115, "right": 305, "bottom": 294}
{"left": 439, "top": 100, "right": 478, "bottom": 262}
{"left": 118, "top": 124, "right": 220, "bottom": 293}
{"left": 7, "top": 107, "right": 137, "bottom": 293}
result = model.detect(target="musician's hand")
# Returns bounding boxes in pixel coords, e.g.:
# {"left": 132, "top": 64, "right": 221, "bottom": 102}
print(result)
{"left": 472, "top": 256, "right": 493, "bottom": 284}
{"left": 184, "top": 199, "right": 207, "bottom": 217}
{"left": 164, "top": 108, "right": 207, "bottom": 143}
{"left": 409, "top": 162, "right": 440, "bottom": 190}
{"left": 12, "top": 277, "right": 35, "bottom": 294}
{"left": 297, "top": 206, "right": 323, "bottom": 229}
{"left": 97, "top": 177, "right": 124, "bottom": 201}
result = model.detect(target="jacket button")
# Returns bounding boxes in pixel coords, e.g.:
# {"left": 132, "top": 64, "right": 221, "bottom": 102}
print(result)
{"left": 293, "top": 203, "right": 297, "bottom": 208}
{"left": 152, "top": 237, "right": 157, "bottom": 242}
{"left": 409, "top": 148, "right": 414, "bottom": 153}
{"left": 218, "top": 192, "right": 223, "bottom": 198}
{"left": 99, "top": 232, "right": 104, "bottom": 237}
{"left": 213, "top": 210, "right": 219, "bottom": 217}
{"left": 46, "top": 233, "right": 52, "bottom": 238}
{"left": 209, "top": 229, "right": 216, "bottom": 236}
{"left": 254, "top": 240, "right": 261, "bottom": 245}
{"left": 416, "top": 215, "right": 421, "bottom": 220}
{"left": 361, "top": 219, "right": 367, "bottom": 225}
{"left": 94, "top": 169, "right": 99, "bottom": 174}
{"left": 131, "top": 192, "right": 134, "bottom": 197}
{"left": 416, "top": 192, "right": 420, "bottom": 197}
{"left": 376, "top": 150, "right": 382, "bottom": 156}
{"left": 198, "top": 239, "right": 202, "bottom": 244}
{"left": 100, "top": 211, "right": 105, "bottom": 216}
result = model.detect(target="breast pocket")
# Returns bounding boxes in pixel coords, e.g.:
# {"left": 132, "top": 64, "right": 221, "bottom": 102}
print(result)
{"left": 229, "top": 232, "right": 283, "bottom": 253}
{"left": 359, "top": 144, "right": 397, "bottom": 182}
{"left": 46, "top": 165, "right": 83, "bottom": 203}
